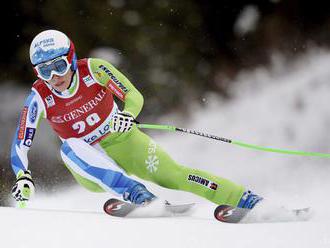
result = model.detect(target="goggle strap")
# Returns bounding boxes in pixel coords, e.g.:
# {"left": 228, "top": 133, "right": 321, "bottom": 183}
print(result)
{"left": 67, "top": 41, "right": 75, "bottom": 64}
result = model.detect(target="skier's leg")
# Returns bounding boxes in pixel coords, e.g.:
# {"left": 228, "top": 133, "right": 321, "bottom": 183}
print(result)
{"left": 99, "top": 127, "right": 249, "bottom": 206}
{"left": 60, "top": 138, "right": 155, "bottom": 204}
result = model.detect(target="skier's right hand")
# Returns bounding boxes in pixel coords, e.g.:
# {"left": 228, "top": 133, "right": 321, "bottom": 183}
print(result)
{"left": 12, "top": 170, "right": 35, "bottom": 203}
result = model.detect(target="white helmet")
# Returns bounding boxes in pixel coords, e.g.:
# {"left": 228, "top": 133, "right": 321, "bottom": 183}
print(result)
{"left": 29, "top": 30, "right": 77, "bottom": 68}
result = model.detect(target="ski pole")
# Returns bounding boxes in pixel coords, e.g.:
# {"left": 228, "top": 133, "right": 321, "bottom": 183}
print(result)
{"left": 17, "top": 201, "right": 27, "bottom": 208}
{"left": 136, "top": 123, "right": 330, "bottom": 158}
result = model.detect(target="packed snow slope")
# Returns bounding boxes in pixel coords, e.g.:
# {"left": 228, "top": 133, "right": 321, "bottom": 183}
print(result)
{"left": 2, "top": 50, "right": 330, "bottom": 248}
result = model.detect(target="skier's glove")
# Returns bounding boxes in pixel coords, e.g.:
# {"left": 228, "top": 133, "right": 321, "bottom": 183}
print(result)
{"left": 12, "top": 170, "right": 35, "bottom": 202}
{"left": 111, "top": 111, "right": 136, "bottom": 133}
{"left": 123, "top": 184, "right": 156, "bottom": 205}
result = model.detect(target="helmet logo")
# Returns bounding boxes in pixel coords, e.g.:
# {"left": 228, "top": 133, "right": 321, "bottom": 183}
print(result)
{"left": 34, "top": 38, "right": 55, "bottom": 49}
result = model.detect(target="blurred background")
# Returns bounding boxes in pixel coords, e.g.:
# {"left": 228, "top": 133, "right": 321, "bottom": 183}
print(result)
{"left": 1, "top": 0, "right": 330, "bottom": 208}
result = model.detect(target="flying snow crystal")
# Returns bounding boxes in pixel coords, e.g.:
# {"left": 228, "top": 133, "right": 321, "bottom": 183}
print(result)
{"left": 234, "top": 5, "right": 260, "bottom": 36}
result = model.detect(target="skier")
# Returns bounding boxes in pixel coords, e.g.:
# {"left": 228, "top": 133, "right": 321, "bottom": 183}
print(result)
{"left": 11, "top": 29, "right": 262, "bottom": 212}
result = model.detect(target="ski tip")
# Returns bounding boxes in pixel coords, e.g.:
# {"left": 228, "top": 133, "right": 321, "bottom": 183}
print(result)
{"left": 214, "top": 205, "right": 233, "bottom": 223}
{"left": 292, "top": 207, "right": 312, "bottom": 221}
{"left": 165, "top": 202, "right": 196, "bottom": 214}
{"left": 103, "top": 198, "right": 139, "bottom": 217}
{"left": 103, "top": 199, "right": 114, "bottom": 215}
{"left": 103, "top": 198, "right": 125, "bottom": 216}
{"left": 214, "top": 204, "right": 250, "bottom": 223}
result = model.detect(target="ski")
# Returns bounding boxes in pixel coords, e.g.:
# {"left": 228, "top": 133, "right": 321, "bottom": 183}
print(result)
{"left": 214, "top": 205, "right": 250, "bottom": 223}
{"left": 103, "top": 198, "right": 195, "bottom": 218}
{"left": 214, "top": 204, "right": 311, "bottom": 224}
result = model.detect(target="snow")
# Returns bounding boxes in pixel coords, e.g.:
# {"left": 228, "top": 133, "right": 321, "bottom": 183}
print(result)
{"left": 1, "top": 205, "right": 329, "bottom": 248}
{"left": 2, "top": 49, "right": 330, "bottom": 247}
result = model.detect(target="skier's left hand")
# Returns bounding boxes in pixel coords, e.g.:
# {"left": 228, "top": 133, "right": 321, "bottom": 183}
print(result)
{"left": 111, "top": 111, "right": 136, "bottom": 133}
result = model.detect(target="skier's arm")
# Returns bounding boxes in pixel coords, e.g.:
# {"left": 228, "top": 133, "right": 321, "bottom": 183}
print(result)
{"left": 11, "top": 89, "right": 45, "bottom": 176}
{"left": 88, "top": 58, "right": 144, "bottom": 118}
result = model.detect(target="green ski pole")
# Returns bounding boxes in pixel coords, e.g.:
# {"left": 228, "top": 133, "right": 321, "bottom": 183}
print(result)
{"left": 136, "top": 123, "right": 330, "bottom": 158}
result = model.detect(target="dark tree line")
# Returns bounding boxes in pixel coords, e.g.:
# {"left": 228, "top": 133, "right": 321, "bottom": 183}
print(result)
{"left": 2, "top": 1, "right": 330, "bottom": 115}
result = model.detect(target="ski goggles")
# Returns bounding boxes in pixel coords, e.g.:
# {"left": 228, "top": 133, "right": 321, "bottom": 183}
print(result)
{"left": 34, "top": 56, "right": 71, "bottom": 81}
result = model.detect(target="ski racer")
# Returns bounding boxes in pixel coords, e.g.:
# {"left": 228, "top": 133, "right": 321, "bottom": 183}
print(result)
{"left": 11, "top": 30, "right": 262, "bottom": 210}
